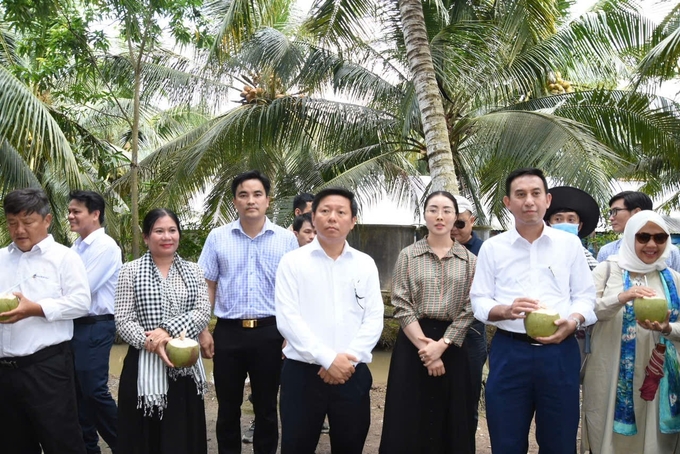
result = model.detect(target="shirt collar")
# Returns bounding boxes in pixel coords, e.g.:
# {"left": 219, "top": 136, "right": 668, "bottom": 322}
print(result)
{"left": 508, "top": 222, "right": 555, "bottom": 245}
{"left": 412, "top": 237, "right": 471, "bottom": 261}
{"left": 74, "top": 227, "right": 106, "bottom": 247}
{"left": 231, "top": 217, "right": 275, "bottom": 237}
{"left": 8, "top": 234, "right": 55, "bottom": 254}
{"left": 309, "top": 237, "right": 354, "bottom": 259}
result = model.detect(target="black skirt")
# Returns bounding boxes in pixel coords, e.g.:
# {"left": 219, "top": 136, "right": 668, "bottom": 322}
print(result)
{"left": 117, "top": 346, "right": 208, "bottom": 454}
{"left": 379, "top": 319, "right": 475, "bottom": 454}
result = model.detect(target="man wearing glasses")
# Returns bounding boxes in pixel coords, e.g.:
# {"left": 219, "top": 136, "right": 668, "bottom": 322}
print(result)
{"left": 597, "top": 191, "right": 680, "bottom": 270}
{"left": 450, "top": 195, "right": 485, "bottom": 447}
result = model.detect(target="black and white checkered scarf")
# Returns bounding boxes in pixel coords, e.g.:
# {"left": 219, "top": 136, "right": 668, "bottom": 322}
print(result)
{"left": 133, "top": 251, "right": 206, "bottom": 418}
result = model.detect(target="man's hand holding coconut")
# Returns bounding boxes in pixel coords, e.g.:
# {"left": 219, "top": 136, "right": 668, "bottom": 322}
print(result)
{"left": 494, "top": 297, "right": 585, "bottom": 344}
{"left": 0, "top": 292, "right": 44, "bottom": 324}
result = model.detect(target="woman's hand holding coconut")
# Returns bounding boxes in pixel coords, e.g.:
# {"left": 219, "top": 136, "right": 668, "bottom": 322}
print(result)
{"left": 617, "top": 285, "right": 656, "bottom": 305}
{"left": 144, "top": 327, "right": 174, "bottom": 367}
{"left": 637, "top": 310, "right": 672, "bottom": 335}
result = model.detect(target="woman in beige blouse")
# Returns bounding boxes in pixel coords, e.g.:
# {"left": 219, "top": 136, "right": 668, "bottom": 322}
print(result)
{"left": 115, "top": 209, "right": 211, "bottom": 454}
{"left": 582, "top": 210, "right": 680, "bottom": 453}
{"left": 379, "top": 191, "right": 476, "bottom": 454}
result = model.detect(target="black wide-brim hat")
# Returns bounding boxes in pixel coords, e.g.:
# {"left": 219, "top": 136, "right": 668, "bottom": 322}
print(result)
{"left": 544, "top": 186, "right": 600, "bottom": 238}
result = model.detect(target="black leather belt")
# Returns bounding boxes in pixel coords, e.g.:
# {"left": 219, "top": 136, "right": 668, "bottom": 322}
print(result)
{"left": 74, "top": 314, "right": 115, "bottom": 325}
{"left": 219, "top": 316, "right": 276, "bottom": 329}
{"left": 0, "top": 342, "right": 66, "bottom": 369}
{"left": 496, "top": 328, "right": 543, "bottom": 346}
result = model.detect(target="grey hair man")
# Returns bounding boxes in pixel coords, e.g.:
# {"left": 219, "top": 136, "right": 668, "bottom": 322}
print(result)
{"left": 0, "top": 188, "right": 91, "bottom": 454}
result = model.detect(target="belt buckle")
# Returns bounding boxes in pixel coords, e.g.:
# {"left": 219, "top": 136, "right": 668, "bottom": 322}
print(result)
{"left": 0, "top": 359, "right": 17, "bottom": 369}
{"left": 242, "top": 319, "right": 257, "bottom": 329}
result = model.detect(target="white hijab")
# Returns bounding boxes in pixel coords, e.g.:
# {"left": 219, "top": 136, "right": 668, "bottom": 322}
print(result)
{"left": 616, "top": 210, "right": 671, "bottom": 274}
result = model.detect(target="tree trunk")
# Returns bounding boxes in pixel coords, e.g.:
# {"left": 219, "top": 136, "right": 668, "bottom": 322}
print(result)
{"left": 130, "top": 62, "right": 141, "bottom": 258}
{"left": 398, "top": 0, "right": 459, "bottom": 194}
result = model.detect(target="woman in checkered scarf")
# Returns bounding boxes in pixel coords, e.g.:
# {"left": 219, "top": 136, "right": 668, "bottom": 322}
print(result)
{"left": 115, "top": 208, "right": 211, "bottom": 453}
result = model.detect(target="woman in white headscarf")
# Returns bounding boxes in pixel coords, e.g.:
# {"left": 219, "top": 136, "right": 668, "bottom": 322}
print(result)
{"left": 582, "top": 211, "right": 680, "bottom": 454}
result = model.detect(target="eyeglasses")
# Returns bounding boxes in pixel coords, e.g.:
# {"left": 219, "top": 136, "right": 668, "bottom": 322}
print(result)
{"left": 453, "top": 220, "right": 466, "bottom": 229}
{"left": 635, "top": 232, "right": 669, "bottom": 245}
{"left": 608, "top": 207, "right": 630, "bottom": 217}
{"left": 425, "top": 208, "right": 456, "bottom": 217}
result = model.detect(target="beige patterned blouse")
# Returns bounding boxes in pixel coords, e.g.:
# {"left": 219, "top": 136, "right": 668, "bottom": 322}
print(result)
{"left": 391, "top": 238, "right": 476, "bottom": 347}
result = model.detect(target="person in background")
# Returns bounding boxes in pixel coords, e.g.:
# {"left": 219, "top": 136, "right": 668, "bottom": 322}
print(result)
{"left": 0, "top": 188, "right": 91, "bottom": 454}
{"left": 449, "top": 195, "right": 485, "bottom": 449}
{"left": 243, "top": 192, "right": 315, "bottom": 444}
{"left": 68, "top": 190, "right": 121, "bottom": 454}
{"left": 598, "top": 191, "right": 680, "bottom": 271}
{"left": 198, "top": 170, "right": 298, "bottom": 453}
{"left": 294, "top": 193, "right": 314, "bottom": 216}
{"left": 115, "top": 208, "right": 210, "bottom": 453}
{"left": 470, "top": 168, "right": 596, "bottom": 454}
{"left": 276, "top": 188, "right": 383, "bottom": 454}
{"left": 582, "top": 211, "right": 680, "bottom": 453}
{"left": 292, "top": 212, "right": 315, "bottom": 247}
{"left": 544, "top": 186, "right": 600, "bottom": 269}
{"left": 287, "top": 193, "right": 314, "bottom": 233}
{"left": 381, "top": 191, "right": 476, "bottom": 454}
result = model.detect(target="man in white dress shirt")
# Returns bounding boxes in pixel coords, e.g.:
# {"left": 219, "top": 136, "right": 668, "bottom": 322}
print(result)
{"left": 68, "top": 190, "right": 122, "bottom": 453}
{"left": 470, "top": 168, "right": 596, "bottom": 454}
{"left": 275, "top": 188, "right": 384, "bottom": 454}
{"left": 0, "top": 188, "right": 91, "bottom": 454}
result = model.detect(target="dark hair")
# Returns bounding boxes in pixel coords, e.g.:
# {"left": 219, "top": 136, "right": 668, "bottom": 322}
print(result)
{"left": 312, "top": 188, "right": 359, "bottom": 217}
{"left": 293, "top": 193, "right": 314, "bottom": 213}
{"left": 142, "top": 208, "right": 181, "bottom": 238}
{"left": 423, "top": 191, "right": 459, "bottom": 215}
{"left": 292, "top": 212, "right": 313, "bottom": 232}
{"left": 69, "top": 190, "right": 106, "bottom": 225}
{"left": 231, "top": 170, "right": 271, "bottom": 198}
{"left": 505, "top": 168, "right": 549, "bottom": 196}
{"left": 609, "top": 191, "right": 653, "bottom": 211}
{"left": 3, "top": 188, "right": 51, "bottom": 217}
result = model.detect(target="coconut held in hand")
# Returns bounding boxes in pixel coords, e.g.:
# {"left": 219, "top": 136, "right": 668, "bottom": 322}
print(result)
{"left": 165, "top": 331, "right": 200, "bottom": 368}
{"left": 634, "top": 296, "right": 668, "bottom": 323}
{"left": 524, "top": 308, "right": 560, "bottom": 339}
{"left": 0, "top": 293, "right": 19, "bottom": 321}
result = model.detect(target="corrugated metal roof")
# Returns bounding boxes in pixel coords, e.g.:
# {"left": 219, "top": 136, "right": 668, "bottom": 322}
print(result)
{"left": 662, "top": 216, "right": 680, "bottom": 235}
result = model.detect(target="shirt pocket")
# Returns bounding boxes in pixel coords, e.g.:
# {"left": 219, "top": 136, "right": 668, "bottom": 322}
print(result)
{"left": 541, "top": 264, "right": 570, "bottom": 295}
{"left": 347, "top": 276, "right": 368, "bottom": 315}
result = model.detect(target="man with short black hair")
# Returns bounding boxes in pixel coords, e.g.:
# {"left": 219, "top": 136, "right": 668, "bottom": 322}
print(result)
{"left": 293, "top": 193, "right": 314, "bottom": 216}
{"left": 597, "top": 190, "right": 680, "bottom": 270}
{"left": 449, "top": 195, "right": 485, "bottom": 448}
{"left": 276, "top": 188, "right": 383, "bottom": 454}
{"left": 0, "top": 188, "right": 91, "bottom": 454}
{"left": 68, "top": 190, "right": 121, "bottom": 453}
{"left": 292, "top": 212, "right": 315, "bottom": 247}
{"left": 471, "top": 168, "right": 595, "bottom": 454}
{"left": 198, "top": 170, "right": 297, "bottom": 454}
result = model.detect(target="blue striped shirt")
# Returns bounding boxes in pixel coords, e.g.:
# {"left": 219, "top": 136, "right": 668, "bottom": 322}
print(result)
{"left": 198, "top": 218, "right": 298, "bottom": 319}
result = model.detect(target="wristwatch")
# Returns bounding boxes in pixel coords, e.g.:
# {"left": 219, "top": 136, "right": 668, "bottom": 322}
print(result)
{"left": 442, "top": 338, "right": 452, "bottom": 346}
{"left": 568, "top": 316, "right": 582, "bottom": 331}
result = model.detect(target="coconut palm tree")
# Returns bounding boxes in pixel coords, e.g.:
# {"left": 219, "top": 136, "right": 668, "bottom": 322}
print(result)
{"left": 138, "top": 0, "right": 680, "bottom": 227}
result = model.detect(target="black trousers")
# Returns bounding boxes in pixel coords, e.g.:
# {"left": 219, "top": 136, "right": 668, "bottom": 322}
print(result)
{"left": 280, "top": 359, "right": 372, "bottom": 454}
{"left": 0, "top": 342, "right": 86, "bottom": 454}
{"left": 213, "top": 319, "right": 283, "bottom": 454}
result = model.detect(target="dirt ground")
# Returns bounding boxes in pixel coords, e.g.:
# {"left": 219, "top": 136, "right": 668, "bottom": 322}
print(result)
{"left": 103, "top": 376, "right": 545, "bottom": 454}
